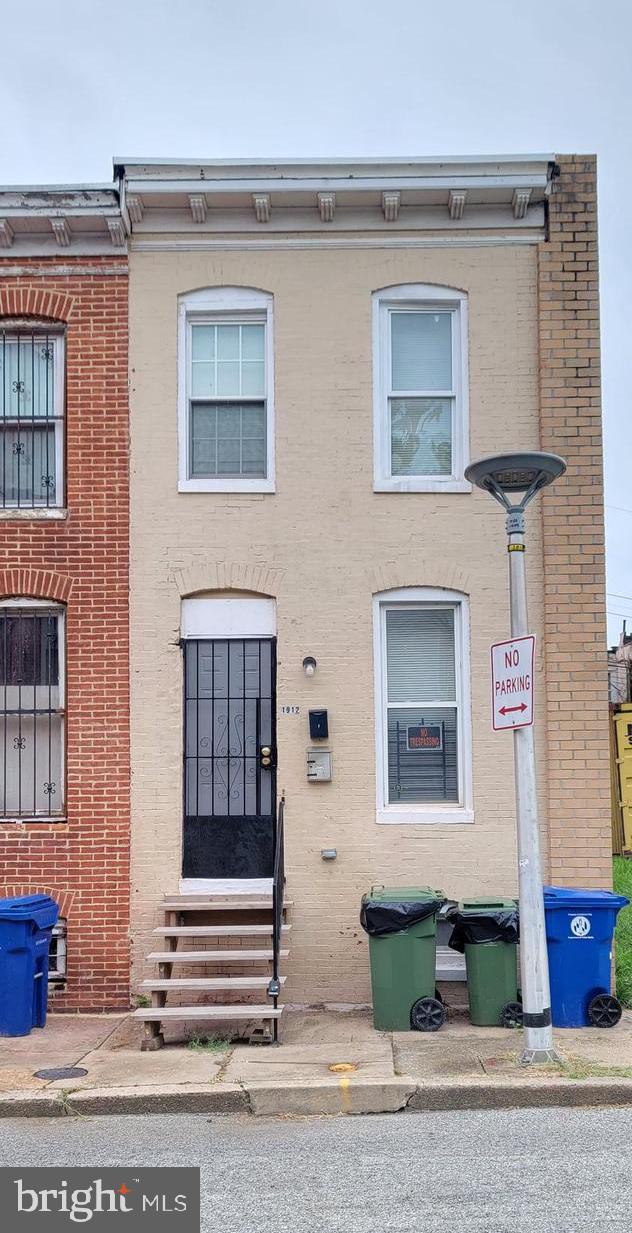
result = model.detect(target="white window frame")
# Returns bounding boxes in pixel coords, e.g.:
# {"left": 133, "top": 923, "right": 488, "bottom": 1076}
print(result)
{"left": 373, "top": 587, "right": 473, "bottom": 824}
{"left": 372, "top": 285, "right": 470, "bottom": 493}
{"left": 178, "top": 287, "right": 275, "bottom": 494}
{"left": 0, "top": 597, "right": 66, "bottom": 821}
{"left": 0, "top": 327, "right": 65, "bottom": 509}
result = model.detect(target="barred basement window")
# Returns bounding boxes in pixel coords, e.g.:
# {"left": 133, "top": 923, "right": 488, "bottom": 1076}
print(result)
{"left": 0, "top": 602, "right": 65, "bottom": 819}
{"left": 0, "top": 326, "right": 64, "bottom": 508}
{"left": 48, "top": 919, "right": 67, "bottom": 988}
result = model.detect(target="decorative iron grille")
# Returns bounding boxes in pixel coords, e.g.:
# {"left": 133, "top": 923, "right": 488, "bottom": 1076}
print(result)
{"left": 0, "top": 328, "right": 64, "bottom": 508}
{"left": 184, "top": 638, "right": 275, "bottom": 818}
{"left": 0, "top": 607, "right": 64, "bottom": 818}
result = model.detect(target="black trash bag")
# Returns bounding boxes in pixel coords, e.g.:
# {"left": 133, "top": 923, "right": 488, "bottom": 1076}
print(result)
{"left": 447, "top": 904, "right": 519, "bottom": 953}
{"left": 360, "top": 894, "right": 446, "bottom": 937}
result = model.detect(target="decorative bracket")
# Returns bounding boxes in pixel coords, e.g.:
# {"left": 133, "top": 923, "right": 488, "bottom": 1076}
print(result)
{"left": 317, "top": 192, "right": 335, "bottom": 223}
{"left": 50, "top": 218, "right": 70, "bottom": 247}
{"left": 107, "top": 218, "right": 126, "bottom": 247}
{"left": 512, "top": 188, "right": 532, "bottom": 219}
{"left": 252, "top": 193, "right": 271, "bottom": 223}
{"left": 189, "top": 194, "right": 207, "bottom": 224}
{"left": 448, "top": 190, "right": 467, "bottom": 220}
{"left": 127, "top": 194, "right": 144, "bottom": 224}
{"left": 382, "top": 191, "right": 400, "bottom": 222}
{"left": 0, "top": 219, "right": 14, "bottom": 248}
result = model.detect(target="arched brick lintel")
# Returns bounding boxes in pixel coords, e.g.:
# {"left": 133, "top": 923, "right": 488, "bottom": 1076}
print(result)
{"left": 0, "top": 568, "right": 73, "bottom": 603}
{"left": 0, "top": 884, "right": 74, "bottom": 918}
{"left": 0, "top": 286, "right": 75, "bottom": 323}
{"left": 369, "top": 562, "right": 473, "bottom": 595}
{"left": 173, "top": 562, "right": 284, "bottom": 599}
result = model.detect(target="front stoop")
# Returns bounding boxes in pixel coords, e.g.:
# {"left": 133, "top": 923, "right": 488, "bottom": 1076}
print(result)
{"left": 133, "top": 894, "right": 291, "bottom": 1048}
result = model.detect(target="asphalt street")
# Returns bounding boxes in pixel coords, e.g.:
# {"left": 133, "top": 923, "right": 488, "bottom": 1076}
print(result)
{"left": 0, "top": 1107, "right": 630, "bottom": 1233}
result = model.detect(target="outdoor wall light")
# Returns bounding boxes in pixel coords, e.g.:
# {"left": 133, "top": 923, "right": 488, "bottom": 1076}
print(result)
{"left": 302, "top": 656, "right": 317, "bottom": 677}
{"left": 465, "top": 450, "right": 566, "bottom": 1066}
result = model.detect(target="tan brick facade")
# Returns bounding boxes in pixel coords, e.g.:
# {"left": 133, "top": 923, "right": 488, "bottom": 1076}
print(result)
{"left": 128, "top": 240, "right": 550, "bottom": 1004}
{"left": 537, "top": 156, "right": 611, "bottom": 886}
{"left": 0, "top": 262, "right": 131, "bottom": 1011}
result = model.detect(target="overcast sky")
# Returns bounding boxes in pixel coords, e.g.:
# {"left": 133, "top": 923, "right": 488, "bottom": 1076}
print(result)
{"left": 2, "top": 0, "right": 630, "bottom": 643}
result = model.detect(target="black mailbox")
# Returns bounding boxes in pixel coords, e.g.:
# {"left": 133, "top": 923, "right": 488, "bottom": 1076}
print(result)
{"left": 309, "top": 709, "right": 329, "bottom": 740}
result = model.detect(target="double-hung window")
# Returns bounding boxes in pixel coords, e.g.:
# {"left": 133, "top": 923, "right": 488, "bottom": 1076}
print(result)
{"left": 373, "top": 285, "right": 469, "bottom": 492}
{"left": 374, "top": 589, "right": 473, "bottom": 823}
{"left": 0, "top": 326, "right": 64, "bottom": 508}
{"left": 0, "top": 601, "right": 65, "bottom": 820}
{"left": 178, "top": 288, "right": 274, "bottom": 493}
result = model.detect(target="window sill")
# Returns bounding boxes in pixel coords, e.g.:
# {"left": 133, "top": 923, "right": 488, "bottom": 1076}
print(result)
{"left": 377, "top": 807, "right": 474, "bottom": 825}
{"left": 0, "top": 816, "right": 67, "bottom": 825}
{"left": 178, "top": 478, "right": 275, "bottom": 494}
{"left": 373, "top": 478, "right": 472, "bottom": 494}
{"left": 0, "top": 508, "right": 67, "bottom": 520}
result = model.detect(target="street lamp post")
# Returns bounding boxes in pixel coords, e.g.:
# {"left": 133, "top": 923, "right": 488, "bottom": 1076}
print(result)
{"left": 465, "top": 452, "right": 566, "bottom": 1064}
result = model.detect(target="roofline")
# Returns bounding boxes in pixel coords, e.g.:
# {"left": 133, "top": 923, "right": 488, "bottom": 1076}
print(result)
{"left": 0, "top": 183, "right": 119, "bottom": 195}
{"left": 114, "top": 153, "right": 556, "bottom": 171}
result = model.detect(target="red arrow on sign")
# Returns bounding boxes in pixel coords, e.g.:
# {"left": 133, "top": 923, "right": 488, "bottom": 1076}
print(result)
{"left": 499, "top": 703, "right": 528, "bottom": 716}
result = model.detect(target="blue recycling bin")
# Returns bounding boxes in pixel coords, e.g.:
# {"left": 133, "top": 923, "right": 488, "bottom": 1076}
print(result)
{"left": 0, "top": 894, "right": 59, "bottom": 1036}
{"left": 543, "top": 885, "right": 629, "bottom": 1028}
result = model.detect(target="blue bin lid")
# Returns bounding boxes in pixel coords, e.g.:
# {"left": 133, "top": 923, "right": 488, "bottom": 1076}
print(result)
{"left": 543, "top": 885, "right": 629, "bottom": 911}
{"left": 0, "top": 893, "right": 59, "bottom": 924}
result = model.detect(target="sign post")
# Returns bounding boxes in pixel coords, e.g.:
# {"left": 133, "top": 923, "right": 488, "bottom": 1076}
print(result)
{"left": 466, "top": 450, "right": 566, "bottom": 1066}
{"left": 496, "top": 526, "right": 557, "bottom": 1062}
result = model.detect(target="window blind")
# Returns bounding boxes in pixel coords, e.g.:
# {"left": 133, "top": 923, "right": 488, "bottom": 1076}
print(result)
{"left": 386, "top": 608, "right": 456, "bottom": 703}
{"left": 391, "top": 312, "right": 452, "bottom": 392}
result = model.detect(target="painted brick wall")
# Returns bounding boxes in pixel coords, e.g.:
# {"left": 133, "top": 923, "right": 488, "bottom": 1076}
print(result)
{"left": 538, "top": 156, "right": 611, "bottom": 886}
{"left": 0, "top": 259, "right": 130, "bottom": 1010}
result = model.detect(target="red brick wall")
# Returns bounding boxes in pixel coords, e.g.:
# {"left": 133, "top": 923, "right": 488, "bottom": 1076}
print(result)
{"left": 0, "top": 260, "right": 130, "bottom": 1010}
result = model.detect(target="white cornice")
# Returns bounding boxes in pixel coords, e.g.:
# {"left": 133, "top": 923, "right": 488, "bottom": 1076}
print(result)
{"left": 131, "top": 231, "right": 544, "bottom": 252}
{"left": 0, "top": 220, "right": 14, "bottom": 248}
{"left": 448, "top": 190, "right": 467, "bottom": 220}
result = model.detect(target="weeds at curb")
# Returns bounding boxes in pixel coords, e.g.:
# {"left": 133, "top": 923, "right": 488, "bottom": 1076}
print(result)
{"left": 187, "top": 1034, "right": 231, "bottom": 1054}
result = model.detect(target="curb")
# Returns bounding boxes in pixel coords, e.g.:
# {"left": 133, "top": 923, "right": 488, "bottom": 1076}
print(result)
{"left": 2, "top": 1077, "right": 632, "bottom": 1118}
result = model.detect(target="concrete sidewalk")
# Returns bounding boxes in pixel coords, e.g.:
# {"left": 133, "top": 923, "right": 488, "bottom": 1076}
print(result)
{"left": 2, "top": 1008, "right": 632, "bottom": 1117}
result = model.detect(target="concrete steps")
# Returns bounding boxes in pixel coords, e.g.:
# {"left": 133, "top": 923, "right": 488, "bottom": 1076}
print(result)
{"left": 134, "top": 892, "right": 290, "bottom": 1049}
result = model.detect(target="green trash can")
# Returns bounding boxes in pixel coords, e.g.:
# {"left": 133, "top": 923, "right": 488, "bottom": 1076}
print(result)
{"left": 449, "top": 897, "right": 521, "bottom": 1028}
{"left": 360, "top": 886, "right": 446, "bottom": 1031}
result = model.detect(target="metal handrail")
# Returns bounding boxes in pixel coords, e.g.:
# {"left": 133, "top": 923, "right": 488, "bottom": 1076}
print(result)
{"left": 269, "top": 793, "right": 285, "bottom": 1041}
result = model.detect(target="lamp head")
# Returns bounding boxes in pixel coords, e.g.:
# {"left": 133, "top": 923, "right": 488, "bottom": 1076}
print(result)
{"left": 465, "top": 451, "right": 566, "bottom": 510}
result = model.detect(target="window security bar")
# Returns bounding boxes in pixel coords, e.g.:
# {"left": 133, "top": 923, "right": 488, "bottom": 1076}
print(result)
{"left": 0, "top": 329, "right": 63, "bottom": 509}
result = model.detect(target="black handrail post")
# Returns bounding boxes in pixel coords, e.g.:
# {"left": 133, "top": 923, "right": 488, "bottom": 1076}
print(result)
{"left": 270, "top": 792, "right": 285, "bottom": 1043}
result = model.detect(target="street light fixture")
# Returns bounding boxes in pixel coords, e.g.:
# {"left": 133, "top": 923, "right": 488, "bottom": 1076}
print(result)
{"left": 465, "top": 451, "right": 566, "bottom": 1064}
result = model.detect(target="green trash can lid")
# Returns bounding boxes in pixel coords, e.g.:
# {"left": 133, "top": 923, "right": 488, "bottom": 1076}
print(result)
{"left": 369, "top": 885, "right": 445, "bottom": 902}
{"left": 458, "top": 896, "right": 517, "bottom": 913}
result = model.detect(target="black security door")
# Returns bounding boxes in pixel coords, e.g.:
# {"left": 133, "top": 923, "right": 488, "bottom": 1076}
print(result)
{"left": 183, "top": 638, "right": 277, "bottom": 878}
